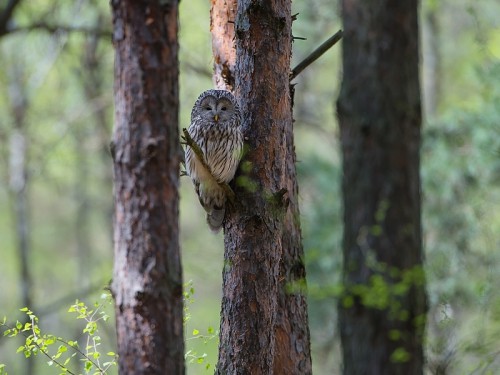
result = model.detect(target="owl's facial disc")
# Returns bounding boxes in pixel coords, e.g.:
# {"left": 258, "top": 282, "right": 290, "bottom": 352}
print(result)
{"left": 215, "top": 99, "right": 233, "bottom": 122}
{"left": 201, "top": 96, "right": 218, "bottom": 121}
{"left": 200, "top": 96, "right": 233, "bottom": 123}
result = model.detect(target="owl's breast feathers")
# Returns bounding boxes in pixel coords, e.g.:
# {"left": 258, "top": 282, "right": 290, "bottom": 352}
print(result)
{"left": 187, "top": 120, "right": 242, "bottom": 184}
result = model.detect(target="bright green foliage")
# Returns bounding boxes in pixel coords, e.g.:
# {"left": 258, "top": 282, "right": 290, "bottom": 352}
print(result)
{"left": 0, "top": 295, "right": 117, "bottom": 375}
{"left": 183, "top": 281, "right": 219, "bottom": 372}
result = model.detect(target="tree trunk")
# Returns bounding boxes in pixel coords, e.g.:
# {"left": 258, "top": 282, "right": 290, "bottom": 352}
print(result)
{"left": 215, "top": 1, "right": 311, "bottom": 373}
{"left": 422, "top": 3, "right": 442, "bottom": 119}
{"left": 337, "top": 1, "right": 427, "bottom": 374}
{"left": 110, "top": 1, "right": 184, "bottom": 374}
{"left": 8, "top": 63, "right": 34, "bottom": 375}
{"left": 210, "top": 0, "right": 237, "bottom": 91}
{"left": 274, "top": 80, "right": 312, "bottom": 374}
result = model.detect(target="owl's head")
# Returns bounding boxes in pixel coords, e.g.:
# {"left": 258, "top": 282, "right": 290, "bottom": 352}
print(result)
{"left": 192, "top": 90, "right": 240, "bottom": 124}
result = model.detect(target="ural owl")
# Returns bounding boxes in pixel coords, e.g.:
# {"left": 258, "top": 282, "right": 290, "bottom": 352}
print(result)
{"left": 185, "top": 89, "right": 243, "bottom": 232}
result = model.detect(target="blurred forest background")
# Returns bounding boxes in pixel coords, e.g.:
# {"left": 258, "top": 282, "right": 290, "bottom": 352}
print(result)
{"left": 0, "top": 0, "right": 499, "bottom": 374}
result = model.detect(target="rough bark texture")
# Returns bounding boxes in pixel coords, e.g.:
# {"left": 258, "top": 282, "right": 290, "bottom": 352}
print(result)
{"left": 210, "top": 0, "right": 237, "bottom": 90}
{"left": 214, "top": 1, "right": 311, "bottom": 374}
{"left": 274, "top": 84, "right": 312, "bottom": 375}
{"left": 111, "top": 1, "right": 184, "bottom": 374}
{"left": 337, "top": 1, "right": 427, "bottom": 374}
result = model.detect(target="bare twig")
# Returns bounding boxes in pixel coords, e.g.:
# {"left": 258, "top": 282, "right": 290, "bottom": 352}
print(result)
{"left": 6, "top": 22, "right": 111, "bottom": 38}
{"left": 36, "top": 282, "right": 107, "bottom": 317}
{"left": 183, "top": 61, "right": 212, "bottom": 78}
{"left": 181, "top": 128, "right": 235, "bottom": 203}
{"left": 0, "top": 0, "right": 23, "bottom": 36}
{"left": 290, "top": 29, "right": 343, "bottom": 81}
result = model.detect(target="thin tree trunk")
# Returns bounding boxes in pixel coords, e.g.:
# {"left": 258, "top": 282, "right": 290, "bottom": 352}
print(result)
{"left": 8, "top": 64, "right": 34, "bottom": 375}
{"left": 73, "top": 126, "right": 90, "bottom": 289}
{"left": 337, "top": 1, "right": 427, "bottom": 374}
{"left": 215, "top": 0, "right": 311, "bottom": 373}
{"left": 110, "top": 1, "right": 184, "bottom": 374}
{"left": 422, "top": 4, "right": 442, "bottom": 119}
{"left": 81, "top": 21, "right": 114, "bottom": 239}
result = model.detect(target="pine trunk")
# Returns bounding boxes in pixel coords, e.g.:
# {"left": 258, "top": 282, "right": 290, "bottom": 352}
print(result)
{"left": 210, "top": 0, "right": 237, "bottom": 91}
{"left": 214, "top": 0, "right": 311, "bottom": 373}
{"left": 110, "top": 1, "right": 184, "bottom": 374}
{"left": 337, "top": 1, "right": 427, "bottom": 374}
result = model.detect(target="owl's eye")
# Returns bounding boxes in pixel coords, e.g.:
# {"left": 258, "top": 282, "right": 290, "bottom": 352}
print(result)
{"left": 204, "top": 106, "right": 212, "bottom": 111}
{"left": 221, "top": 106, "right": 227, "bottom": 111}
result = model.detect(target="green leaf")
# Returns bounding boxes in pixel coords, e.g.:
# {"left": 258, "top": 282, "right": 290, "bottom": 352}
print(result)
{"left": 85, "top": 361, "right": 93, "bottom": 371}
{"left": 68, "top": 340, "right": 77, "bottom": 347}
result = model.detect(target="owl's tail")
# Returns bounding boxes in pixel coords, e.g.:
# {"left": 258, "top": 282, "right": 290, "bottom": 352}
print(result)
{"left": 198, "top": 181, "right": 226, "bottom": 233}
{"left": 206, "top": 206, "right": 225, "bottom": 233}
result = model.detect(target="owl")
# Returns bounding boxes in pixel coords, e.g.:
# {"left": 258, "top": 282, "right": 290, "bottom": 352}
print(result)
{"left": 185, "top": 90, "right": 243, "bottom": 232}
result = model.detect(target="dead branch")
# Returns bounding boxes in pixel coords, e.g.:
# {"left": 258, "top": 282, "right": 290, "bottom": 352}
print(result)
{"left": 290, "top": 29, "right": 343, "bottom": 81}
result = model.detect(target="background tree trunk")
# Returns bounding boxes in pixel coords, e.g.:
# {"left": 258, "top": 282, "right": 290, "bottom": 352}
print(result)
{"left": 110, "top": 1, "right": 184, "bottom": 374}
{"left": 337, "top": 1, "right": 427, "bottom": 374}
{"left": 215, "top": 0, "right": 311, "bottom": 373}
{"left": 8, "top": 62, "right": 34, "bottom": 375}
{"left": 422, "top": 2, "right": 442, "bottom": 120}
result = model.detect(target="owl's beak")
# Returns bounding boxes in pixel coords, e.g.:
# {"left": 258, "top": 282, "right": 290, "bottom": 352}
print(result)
{"left": 213, "top": 114, "right": 219, "bottom": 122}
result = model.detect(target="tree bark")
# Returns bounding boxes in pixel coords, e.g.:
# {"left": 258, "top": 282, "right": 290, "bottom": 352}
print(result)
{"left": 337, "top": 1, "right": 427, "bottom": 374}
{"left": 214, "top": 1, "right": 311, "bottom": 373}
{"left": 274, "top": 82, "right": 312, "bottom": 374}
{"left": 110, "top": 1, "right": 184, "bottom": 374}
{"left": 210, "top": 0, "right": 237, "bottom": 91}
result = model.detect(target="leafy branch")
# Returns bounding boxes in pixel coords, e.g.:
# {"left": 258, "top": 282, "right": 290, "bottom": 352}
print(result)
{"left": 1, "top": 294, "right": 117, "bottom": 375}
{"left": 2, "top": 313, "right": 78, "bottom": 375}
{"left": 183, "top": 281, "right": 219, "bottom": 371}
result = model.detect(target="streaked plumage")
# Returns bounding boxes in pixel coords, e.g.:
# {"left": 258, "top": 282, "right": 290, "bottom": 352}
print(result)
{"left": 185, "top": 90, "right": 243, "bottom": 232}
